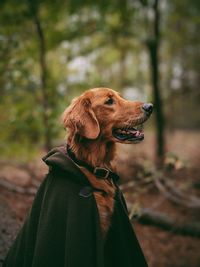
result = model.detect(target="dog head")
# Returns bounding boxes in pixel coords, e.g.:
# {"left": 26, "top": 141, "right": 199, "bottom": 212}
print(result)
{"left": 63, "top": 88, "right": 153, "bottom": 144}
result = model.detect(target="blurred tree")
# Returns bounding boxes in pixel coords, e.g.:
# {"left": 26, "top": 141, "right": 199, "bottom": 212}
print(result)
{"left": 148, "top": 0, "right": 165, "bottom": 160}
{"left": 0, "top": 0, "right": 69, "bottom": 154}
{"left": 0, "top": 0, "right": 199, "bottom": 159}
{"left": 163, "top": 0, "right": 200, "bottom": 129}
{"left": 138, "top": 0, "right": 165, "bottom": 160}
{"left": 28, "top": 0, "right": 52, "bottom": 151}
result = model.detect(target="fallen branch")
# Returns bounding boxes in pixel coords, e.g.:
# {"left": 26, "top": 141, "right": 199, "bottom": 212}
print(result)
{"left": 131, "top": 207, "right": 200, "bottom": 238}
{"left": 154, "top": 178, "right": 200, "bottom": 209}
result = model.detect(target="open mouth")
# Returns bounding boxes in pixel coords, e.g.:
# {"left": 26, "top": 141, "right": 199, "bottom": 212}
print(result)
{"left": 112, "top": 124, "right": 144, "bottom": 142}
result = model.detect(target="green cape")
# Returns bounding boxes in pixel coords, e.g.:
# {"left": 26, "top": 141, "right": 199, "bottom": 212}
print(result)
{"left": 3, "top": 147, "right": 148, "bottom": 267}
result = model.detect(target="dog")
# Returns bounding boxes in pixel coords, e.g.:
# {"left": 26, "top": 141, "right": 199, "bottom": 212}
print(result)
{"left": 62, "top": 87, "right": 153, "bottom": 237}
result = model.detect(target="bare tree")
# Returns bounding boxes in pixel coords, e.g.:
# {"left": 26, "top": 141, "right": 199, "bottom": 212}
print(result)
{"left": 28, "top": 0, "right": 52, "bottom": 151}
{"left": 142, "top": 0, "right": 165, "bottom": 160}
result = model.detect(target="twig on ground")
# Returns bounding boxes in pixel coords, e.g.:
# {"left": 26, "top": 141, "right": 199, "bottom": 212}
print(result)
{"left": 154, "top": 177, "right": 200, "bottom": 209}
{"left": 131, "top": 207, "right": 200, "bottom": 238}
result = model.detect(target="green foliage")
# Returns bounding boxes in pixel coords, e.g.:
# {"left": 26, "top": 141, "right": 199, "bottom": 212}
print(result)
{"left": 0, "top": 0, "right": 199, "bottom": 157}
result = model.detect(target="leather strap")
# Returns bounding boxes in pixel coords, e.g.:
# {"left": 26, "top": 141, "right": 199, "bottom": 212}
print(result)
{"left": 66, "top": 145, "right": 119, "bottom": 182}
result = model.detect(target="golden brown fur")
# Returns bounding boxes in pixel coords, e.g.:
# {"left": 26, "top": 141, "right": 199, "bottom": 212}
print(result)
{"left": 80, "top": 167, "right": 116, "bottom": 237}
{"left": 63, "top": 87, "right": 149, "bottom": 236}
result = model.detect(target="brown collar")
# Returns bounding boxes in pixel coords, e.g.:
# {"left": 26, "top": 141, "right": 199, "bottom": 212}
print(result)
{"left": 66, "top": 145, "right": 120, "bottom": 182}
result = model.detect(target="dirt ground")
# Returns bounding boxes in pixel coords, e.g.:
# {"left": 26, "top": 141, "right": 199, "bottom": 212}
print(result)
{"left": 0, "top": 130, "right": 200, "bottom": 267}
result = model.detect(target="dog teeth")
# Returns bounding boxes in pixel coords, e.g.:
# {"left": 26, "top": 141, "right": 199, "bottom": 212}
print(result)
{"left": 116, "top": 124, "right": 143, "bottom": 135}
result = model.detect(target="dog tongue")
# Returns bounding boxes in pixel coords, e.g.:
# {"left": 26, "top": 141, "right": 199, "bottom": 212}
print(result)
{"left": 129, "top": 129, "right": 143, "bottom": 137}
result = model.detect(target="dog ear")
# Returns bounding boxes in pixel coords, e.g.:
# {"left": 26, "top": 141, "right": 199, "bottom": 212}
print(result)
{"left": 62, "top": 97, "right": 100, "bottom": 140}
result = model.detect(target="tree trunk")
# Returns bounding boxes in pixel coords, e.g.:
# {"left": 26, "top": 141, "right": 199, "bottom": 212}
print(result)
{"left": 28, "top": 1, "right": 52, "bottom": 151}
{"left": 34, "top": 14, "right": 52, "bottom": 151}
{"left": 147, "top": 0, "right": 165, "bottom": 160}
{"left": 132, "top": 208, "right": 200, "bottom": 238}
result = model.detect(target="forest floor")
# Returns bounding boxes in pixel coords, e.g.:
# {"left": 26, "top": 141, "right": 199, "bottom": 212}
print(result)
{"left": 0, "top": 130, "right": 200, "bottom": 267}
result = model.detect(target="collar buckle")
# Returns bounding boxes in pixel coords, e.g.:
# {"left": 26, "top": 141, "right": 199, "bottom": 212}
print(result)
{"left": 94, "top": 167, "right": 110, "bottom": 179}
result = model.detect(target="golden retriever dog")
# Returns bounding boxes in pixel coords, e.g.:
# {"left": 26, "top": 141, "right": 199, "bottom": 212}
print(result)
{"left": 63, "top": 87, "right": 153, "bottom": 237}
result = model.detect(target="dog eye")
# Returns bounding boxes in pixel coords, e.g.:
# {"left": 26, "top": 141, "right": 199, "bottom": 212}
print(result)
{"left": 104, "top": 98, "right": 114, "bottom": 105}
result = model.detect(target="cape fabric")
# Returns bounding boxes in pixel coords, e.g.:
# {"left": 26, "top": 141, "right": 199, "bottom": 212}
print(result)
{"left": 3, "top": 146, "right": 148, "bottom": 267}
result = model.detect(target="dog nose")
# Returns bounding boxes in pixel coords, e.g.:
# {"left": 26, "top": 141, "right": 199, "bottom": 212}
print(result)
{"left": 142, "top": 103, "right": 153, "bottom": 114}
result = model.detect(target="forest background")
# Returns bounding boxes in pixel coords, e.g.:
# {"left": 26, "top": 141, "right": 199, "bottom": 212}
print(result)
{"left": 0, "top": 1, "right": 200, "bottom": 267}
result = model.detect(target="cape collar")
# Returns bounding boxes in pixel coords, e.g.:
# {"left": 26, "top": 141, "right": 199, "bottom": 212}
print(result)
{"left": 66, "top": 145, "right": 119, "bottom": 183}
